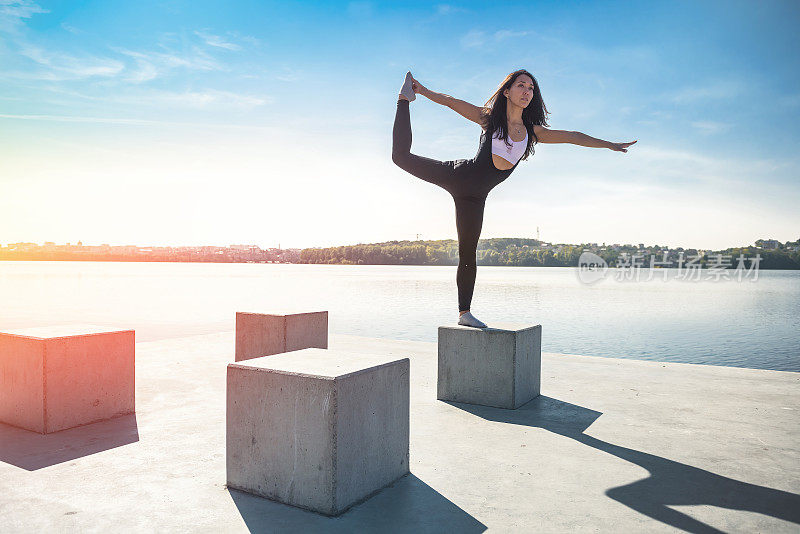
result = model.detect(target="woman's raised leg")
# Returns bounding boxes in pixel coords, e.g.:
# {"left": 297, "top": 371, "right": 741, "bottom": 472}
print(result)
{"left": 392, "top": 99, "right": 456, "bottom": 192}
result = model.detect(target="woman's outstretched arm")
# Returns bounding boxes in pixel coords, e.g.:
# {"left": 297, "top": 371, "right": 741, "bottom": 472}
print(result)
{"left": 535, "top": 126, "right": 637, "bottom": 153}
{"left": 571, "top": 131, "right": 637, "bottom": 152}
{"left": 410, "top": 76, "right": 486, "bottom": 126}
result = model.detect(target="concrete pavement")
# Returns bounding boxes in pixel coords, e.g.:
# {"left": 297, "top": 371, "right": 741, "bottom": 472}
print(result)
{"left": 1, "top": 331, "right": 798, "bottom": 533}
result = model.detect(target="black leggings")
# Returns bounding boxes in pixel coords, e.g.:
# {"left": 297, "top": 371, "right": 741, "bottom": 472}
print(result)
{"left": 391, "top": 99, "right": 490, "bottom": 313}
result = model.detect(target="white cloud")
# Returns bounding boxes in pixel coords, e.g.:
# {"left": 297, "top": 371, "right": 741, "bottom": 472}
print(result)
{"left": 0, "top": 111, "right": 275, "bottom": 126}
{"left": 609, "top": 144, "right": 796, "bottom": 195}
{"left": 0, "top": 84, "right": 271, "bottom": 111}
{"left": 194, "top": 30, "right": 242, "bottom": 51}
{"left": 0, "top": 0, "right": 47, "bottom": 32}
{"left": 0, "top": 113, "right": 163, "bottom": 125}
{"left": 60, "top": 21, "right": 81, "bottom": 34}
{"left": 667, "top": 80, "right": 747, "bottom": 104}
{"left": 124, "top": 59, "right": 159, "bottom": 83}
{"left": 17, "top": 44, "right": 124, "bottom": 79}
{"left": 436, "top": 4, "right": 467, "bottom": 15}
{"left": 690, "top": 120, "right": 732, "bottom": 135}
{"left": 412, "top": 3, "right": 470, "bottom": 27}
{"left": 133, "top": 89, "right": 270, "bottom": 108}
{"left": 238, "top": 35, "right": 260, "bottom": 46}
{"left": 494, "top": 30, "right": 530, "bottom": 41}
{"left": 274, "top": 66, "right": 302, "bottom": 82}
{"left": 116, "top": 46, "right": 220, "bottom": 83}
{"left": 460, "top": 29, "right": 486, "bottom": 49}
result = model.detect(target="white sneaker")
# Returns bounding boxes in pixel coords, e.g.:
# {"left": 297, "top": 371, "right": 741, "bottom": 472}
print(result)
{"left": 400, "top": 71, "right": 416, "bottom": 101}
{"left": 458, "top": 311, "right": 487, "bottom": 328}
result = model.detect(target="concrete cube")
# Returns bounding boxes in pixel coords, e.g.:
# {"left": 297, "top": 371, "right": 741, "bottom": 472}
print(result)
{"left": 438, "top": 323, "right": 541, "bottom": 409}
{"left": 226, "top": 348, "right": 410, "bottom": 516}
{"left": 0, "top": 325, "right": 135, "bottom": 434}
{"left": 235, "top": 311, "right": 327, "bottom": 362}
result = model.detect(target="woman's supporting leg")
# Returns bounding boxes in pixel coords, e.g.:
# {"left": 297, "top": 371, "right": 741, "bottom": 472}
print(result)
{"left": 453, "top": 196, "right": 486, "bottom": 312}
{"left": 392, "top": 99, "right": 456, "bottom": 191}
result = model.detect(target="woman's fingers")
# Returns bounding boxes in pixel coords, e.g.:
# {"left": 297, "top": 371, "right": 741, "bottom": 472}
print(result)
{"left": 612, "top": 140, "right": 637, "bottom": 152}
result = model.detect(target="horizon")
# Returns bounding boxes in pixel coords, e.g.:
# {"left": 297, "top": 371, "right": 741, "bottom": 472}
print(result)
{"left": 2, "top": 235, "right": 794, "bottom": 252}
{"left": 2, "top": 0, "right": 799, "bottom": 250}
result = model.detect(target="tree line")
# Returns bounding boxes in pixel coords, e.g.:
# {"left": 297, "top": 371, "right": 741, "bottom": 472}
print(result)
{"left": 298, "top": 238, "right": 800, "bottom": 269}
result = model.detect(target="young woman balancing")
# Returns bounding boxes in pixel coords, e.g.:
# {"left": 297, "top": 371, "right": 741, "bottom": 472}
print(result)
{"left": 392, "top": 69, "right": 637, "bottom": 328}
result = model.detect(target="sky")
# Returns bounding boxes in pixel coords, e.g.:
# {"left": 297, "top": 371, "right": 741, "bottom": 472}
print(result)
{"left": 1, "top": 0, "right": 798, "bottom": 250}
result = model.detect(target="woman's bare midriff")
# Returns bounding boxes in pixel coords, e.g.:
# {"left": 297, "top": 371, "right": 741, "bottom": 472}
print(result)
{"left": 491, "top": 154, "right": 515, "bottom": 171}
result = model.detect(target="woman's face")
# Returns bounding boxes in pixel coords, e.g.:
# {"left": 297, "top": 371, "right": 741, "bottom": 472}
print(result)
{"left": 504, "top": 75, "right": 534, "bottom": 108}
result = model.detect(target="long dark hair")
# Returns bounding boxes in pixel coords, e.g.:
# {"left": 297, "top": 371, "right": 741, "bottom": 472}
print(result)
{"left": 479, "top": 69, "right": 550, "bottom": 161}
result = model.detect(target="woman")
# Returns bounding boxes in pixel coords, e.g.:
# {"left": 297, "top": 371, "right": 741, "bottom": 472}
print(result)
{"left": 392, "top": 69, "right": 636, "bottom": 328}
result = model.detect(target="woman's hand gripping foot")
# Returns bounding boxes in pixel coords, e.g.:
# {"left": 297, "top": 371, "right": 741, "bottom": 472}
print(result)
{"left": 398, "top": 71, "right": 424, "bottom": 101}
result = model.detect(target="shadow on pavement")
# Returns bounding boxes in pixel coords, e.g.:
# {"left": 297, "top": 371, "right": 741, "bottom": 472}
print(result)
{"left": 0, "top": 414, "right": 139, "bottom": 471}
{"left": 229, "top": 471, "right": 486, "bottom": 534}
{"left": 452, "top": 395, "right": 800, "bottom": 534}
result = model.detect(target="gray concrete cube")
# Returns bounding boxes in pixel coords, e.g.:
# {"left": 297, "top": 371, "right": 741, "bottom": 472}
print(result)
{"left": 438, "top": 323, "right": 541, "bottom": 409}
{"left": 0, "top": 325, "right": 135, "bottom": 434}
{"left": 235, "top": 311, "right": 327, "bottom": 362}
{"left": 226, "top": 348, "right": 410, "bottom": 516}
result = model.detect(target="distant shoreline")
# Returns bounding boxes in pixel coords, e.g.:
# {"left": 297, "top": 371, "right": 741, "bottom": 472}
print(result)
{"left": 2, "top": 237, "right": 798, "bottom": 269}
{"left": 1, "top": 257, "right": 799, "bottom": 270}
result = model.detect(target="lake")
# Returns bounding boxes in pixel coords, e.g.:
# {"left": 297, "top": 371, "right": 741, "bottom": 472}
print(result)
{"left": 1, "top": 261, "right": 797, "bottom": 372}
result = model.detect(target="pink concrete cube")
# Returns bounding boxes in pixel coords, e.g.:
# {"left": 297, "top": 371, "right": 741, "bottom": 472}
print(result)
{"left": 235, "top": 311, "right": 328, "bottom": 362}
{"left": 0, "top": 325, "right": 135, "bottom": 434}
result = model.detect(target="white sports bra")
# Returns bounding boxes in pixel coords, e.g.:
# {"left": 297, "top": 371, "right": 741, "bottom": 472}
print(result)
{"left": 491, "top": 129, "right": 527, "bottom": 165}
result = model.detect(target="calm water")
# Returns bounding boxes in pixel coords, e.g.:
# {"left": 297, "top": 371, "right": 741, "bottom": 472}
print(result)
{"left": 1, "top": 261, "right": 798, "bottom": 372}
